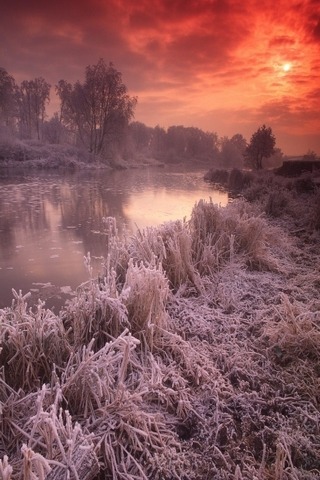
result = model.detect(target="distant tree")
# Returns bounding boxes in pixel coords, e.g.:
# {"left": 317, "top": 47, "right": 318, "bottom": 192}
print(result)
{"left": 186, "top": 127, "right": 218, "bottom": 159}
{"left": 166, "top": 126, "right": 187, "bottom": 159}
{"left": 56, "top": 59, "right": 137, "bottom": 155}
{"left": 303, "top": 149, "right": 317, "bottom": 161}
{"left": 0, "top": 68, "right": 17, "bottom": 131}
{"left": 163, "top": 125, "right": 218, "bottom": 163}
{"left": 55, "top": 79, "right": 73, "bottom": 125}
{"left": 244, "top": 124, "right": 276, "bottom": 170}
{"left": 150, "top": 125, "right": 167, "bottom": 156}
{"left": 42, "top": 113, "right": 68, "bottom": 144}
{"left": 123, "top": 121, "right": 154, "bottom": 160}
{"left": 219, "top": 133, "right": 247, "bottom": 168}
{"left": 128, "top": 121, "right": 153, "bottom": 150}
{"left": 230, "top": 133, "right": 247, "bottom": 153}
{"left": 16, "top": 77, "right": 51, "bottom": 140}
{"left": 263, "top": 147, "right": 284, "bottom": 169}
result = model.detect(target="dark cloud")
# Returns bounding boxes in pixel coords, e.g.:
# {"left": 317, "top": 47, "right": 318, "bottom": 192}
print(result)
{"left": 312, "top": 19, "right": 320, "bottom": 40}
{"left": 269, "top": 36, "right": 296, "bottom": 47}
{"left": 300, "top": 1, "right": 320, "bottom": 43}
{"left": 1, "top": 0, "right": 107, "bottom": 24}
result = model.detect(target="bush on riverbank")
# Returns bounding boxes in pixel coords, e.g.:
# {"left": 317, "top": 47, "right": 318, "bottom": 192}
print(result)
{"left": 0, "top": 137, "right": 99, "bottom": 170}
{"left": 205, "top": 166, "right": 320, "bottom": 223}
{"left": 0, "top": 137, "right": 164, "bottom": 170}
{"left": 1, "top": 176, "right": 320, "bottom": 478}
{"left": 204, "top": 167, "right": 253, "bottom": 193}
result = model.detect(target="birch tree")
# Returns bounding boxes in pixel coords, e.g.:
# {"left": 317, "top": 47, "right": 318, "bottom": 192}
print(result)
{"left": 56, "top": 59, "right": 137, "bottom": 155}
{"left": 0, "top": 68, "right": 17, "bottom": 131}
{"left": 16, "top": 77, "right": 50, "bottom": 140}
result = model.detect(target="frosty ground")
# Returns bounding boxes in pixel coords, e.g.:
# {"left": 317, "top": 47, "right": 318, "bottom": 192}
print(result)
{"left": 0, "top": 171, "right": 319, "bottom": 479}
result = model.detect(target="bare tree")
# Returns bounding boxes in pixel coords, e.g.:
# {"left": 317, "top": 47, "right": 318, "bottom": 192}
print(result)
{"left": 42, "top": 113, "right": 69, "bottom": 144}
{"left": 303, "top": 149, "right": 317, "bottom": 161}
{"left": 56, "top": 59, "right": 137, "bottom": 155}
{"left": 16, "top": 77, "right": 51, "bottom": 140}
{"left": 0, "top": 68, "right": 17, "bottom": 132}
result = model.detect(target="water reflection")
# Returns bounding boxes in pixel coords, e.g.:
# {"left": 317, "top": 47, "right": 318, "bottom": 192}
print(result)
{"left": 0, "top": 166, "right": 227, "bottom": 308}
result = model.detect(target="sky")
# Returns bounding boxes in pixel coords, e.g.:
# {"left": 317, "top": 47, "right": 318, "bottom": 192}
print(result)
{"left": 1, "top": 0, "right": 319, "bottom": 156}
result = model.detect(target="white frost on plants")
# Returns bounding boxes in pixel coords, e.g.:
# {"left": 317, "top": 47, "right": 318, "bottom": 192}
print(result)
{"left": 60, "top": 286, "right": 73, "bottom": 294}
{"left": 1, "top": 180, "right": 320, "bottom": 479}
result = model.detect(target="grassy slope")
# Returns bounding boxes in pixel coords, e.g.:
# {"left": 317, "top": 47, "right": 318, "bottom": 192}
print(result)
{"left": 0, "top": 173, "right": 320, "bottom": 479}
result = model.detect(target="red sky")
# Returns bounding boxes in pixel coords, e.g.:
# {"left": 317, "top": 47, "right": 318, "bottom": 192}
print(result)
{"left": 1, "top": 0, "right": 319, "bottom": 155}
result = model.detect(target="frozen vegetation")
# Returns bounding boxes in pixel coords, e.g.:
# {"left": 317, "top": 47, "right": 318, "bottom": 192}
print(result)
{"left": 0, "top": 171, "right": 320, "bottom": 479}
{"left": 0, "top": 137, "right": 99, "bottom": 170}
{"left": 0, "top": 137, "right": 163, "bottom": 170}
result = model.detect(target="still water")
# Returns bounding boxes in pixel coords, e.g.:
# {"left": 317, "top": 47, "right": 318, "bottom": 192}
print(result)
{"left": 0, "top": 166, "right": 228, "bottom": 309}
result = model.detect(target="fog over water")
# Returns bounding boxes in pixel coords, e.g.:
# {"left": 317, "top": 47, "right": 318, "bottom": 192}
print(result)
{"left": 0, "top": 166, "right": 228, "bottom": 309}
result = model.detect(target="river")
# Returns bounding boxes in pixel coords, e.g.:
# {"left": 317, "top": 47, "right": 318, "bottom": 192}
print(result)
{"left": 0, "top": 166, "right": 228, "bottom": 309}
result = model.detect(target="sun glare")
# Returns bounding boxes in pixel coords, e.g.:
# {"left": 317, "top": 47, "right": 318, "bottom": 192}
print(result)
{"left": 282, "top": 62, "right": 292, "bottom": 72}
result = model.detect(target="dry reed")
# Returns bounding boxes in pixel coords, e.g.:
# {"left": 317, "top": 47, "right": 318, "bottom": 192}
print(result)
{"left": 122, "top": 259, "right": 169, "bottom": 351}
{"left": 0, "top": 291, "right": 70, "bottom": 391}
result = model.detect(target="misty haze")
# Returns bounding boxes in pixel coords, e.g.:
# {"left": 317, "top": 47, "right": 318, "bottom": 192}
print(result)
{"left": 1, "top": 0, "right": 320, "bottom": 478}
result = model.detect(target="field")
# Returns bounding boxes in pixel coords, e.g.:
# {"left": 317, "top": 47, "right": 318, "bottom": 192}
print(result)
{"left": 0, "top": 171, "right": 320, "bottom": 479}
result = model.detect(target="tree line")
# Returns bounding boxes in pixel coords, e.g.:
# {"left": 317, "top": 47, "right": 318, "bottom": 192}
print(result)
{"left": 0, "top": 59, "right": 136, "bottom": 158}
{"left": 0, "top": 59, "right": 285, "bottom": 169}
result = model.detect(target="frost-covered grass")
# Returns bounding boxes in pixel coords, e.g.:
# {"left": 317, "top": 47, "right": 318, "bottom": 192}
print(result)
{"left": 0, "top": 137, "right": 105, "bottom": 169}
{"left": 1, "top": 180, "right": 320, "bottom": 479}
{"left": 0, "top": 137, "right": 163, "bottom": 170}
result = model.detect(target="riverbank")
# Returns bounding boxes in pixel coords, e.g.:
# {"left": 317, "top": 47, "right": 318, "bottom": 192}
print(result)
{"left": 0, "top": 137, "right": 164, "bottom": 170}
{"left": 0, "top": 173, "right": 319, "bottom": 478}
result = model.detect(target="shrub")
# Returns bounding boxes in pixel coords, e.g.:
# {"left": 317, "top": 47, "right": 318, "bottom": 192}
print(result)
{"left": 265, "top": 191, "right": 289, "bottom": 217}
{"left": 310, "top": 190, "right": 320, "bottom": 230}
{"left": 228, "top": 168, "right": 253, "bottom": 192}
{"left": 294, "top": 175, "right": 315, "bottom": 194}
{"left": 204, "top": 168, "right": 229, "bottom": 186}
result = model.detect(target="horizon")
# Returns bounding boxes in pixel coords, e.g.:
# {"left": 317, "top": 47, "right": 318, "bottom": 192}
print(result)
{"left": 1, "top": 0, "right": 319, "bottom": 156}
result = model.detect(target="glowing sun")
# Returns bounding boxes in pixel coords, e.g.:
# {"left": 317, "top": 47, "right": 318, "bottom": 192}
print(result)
{"left": 282, "top": 62, "right": 292, "bottom": 72}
